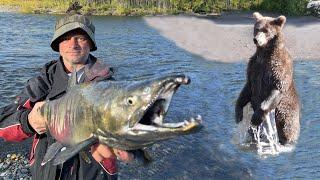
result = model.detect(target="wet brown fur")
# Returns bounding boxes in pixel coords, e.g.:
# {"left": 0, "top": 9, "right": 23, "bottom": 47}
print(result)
{"left": 235, "top": 12, "right": 300, "bottom": 145}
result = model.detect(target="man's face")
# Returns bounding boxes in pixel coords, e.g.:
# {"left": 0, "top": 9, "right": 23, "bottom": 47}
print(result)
{"left": 59, "top": 30, "right": 91, "bottom": 70}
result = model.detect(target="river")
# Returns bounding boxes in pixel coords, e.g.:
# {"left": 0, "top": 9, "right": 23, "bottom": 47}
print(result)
{"left": 0, "top": 12, "right": 319, "bottom": 179}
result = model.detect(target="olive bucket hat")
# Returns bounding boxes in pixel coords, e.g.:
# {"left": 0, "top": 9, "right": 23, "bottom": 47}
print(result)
{"left": 50, "top": 13, "right": 97, "bottom": 52}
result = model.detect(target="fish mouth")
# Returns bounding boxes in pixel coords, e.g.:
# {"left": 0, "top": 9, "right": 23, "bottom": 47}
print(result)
{"left": 132, "top": 75, "right": 202, "bottom": 132}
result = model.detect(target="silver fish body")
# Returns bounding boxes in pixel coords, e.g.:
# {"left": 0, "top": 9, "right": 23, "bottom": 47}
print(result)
{"left": 41, "top": 74, "right": 202, "bottom": 165}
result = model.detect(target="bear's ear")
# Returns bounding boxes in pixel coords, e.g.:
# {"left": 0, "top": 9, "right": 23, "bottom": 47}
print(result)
{"left": 272, "top": 15, "right": 286, "bottom": 29}
{"left": 253, "top": 12, "right": 263, "bottom": 21}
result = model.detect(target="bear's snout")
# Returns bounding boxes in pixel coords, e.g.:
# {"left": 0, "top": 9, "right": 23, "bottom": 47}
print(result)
{"left": 253, "top": 32, "right": 268, "bottom": 47}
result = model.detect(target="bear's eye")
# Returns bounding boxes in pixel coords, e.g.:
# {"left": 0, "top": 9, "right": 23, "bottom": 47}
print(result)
{"left": 262, "top": 29, "right": 268, "bottom": 33}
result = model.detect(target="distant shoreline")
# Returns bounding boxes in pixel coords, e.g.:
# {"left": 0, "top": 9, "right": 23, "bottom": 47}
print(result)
{"left": 1, "top": 6, "right": 319, "bottom": 62}
{"left": 144, "top": 12, "right": 320, "bottom": 62}
{"left": 0, "top": 4, "right": 219, "bottom": 16}
{"left": 0, "top": 5, "right": 19, "bottom": 13}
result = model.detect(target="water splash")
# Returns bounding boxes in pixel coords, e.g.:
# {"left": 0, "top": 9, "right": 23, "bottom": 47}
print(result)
{"left": 233, "top": 103, "right": 294, "bottom": 157}
{"left": 254, "top": 110, "right": 282, "bottom": 156}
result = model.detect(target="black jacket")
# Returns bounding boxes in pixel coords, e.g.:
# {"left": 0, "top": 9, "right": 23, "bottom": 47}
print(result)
{"left": 0, "top": 55, "right": 118, "bottom": 180}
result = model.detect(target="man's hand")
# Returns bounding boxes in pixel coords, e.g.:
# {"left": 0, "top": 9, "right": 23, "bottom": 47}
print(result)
{"left": 113, "top": 148, "right": 134, "bottom": 163}
{"left": 91, "top": 144, "right": 134, "bottom": 163}
{"left": 28, "top": 101, "right": 47, "bottom": 134}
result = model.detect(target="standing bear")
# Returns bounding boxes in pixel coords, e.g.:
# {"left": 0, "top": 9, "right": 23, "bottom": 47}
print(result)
{"left": 235, "top": 12, "right": 300, "bottom": 145}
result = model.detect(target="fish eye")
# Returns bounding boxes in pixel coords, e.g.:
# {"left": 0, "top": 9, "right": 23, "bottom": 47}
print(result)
{"left": 126, "top": 97, "right": 134, "bottom": 105}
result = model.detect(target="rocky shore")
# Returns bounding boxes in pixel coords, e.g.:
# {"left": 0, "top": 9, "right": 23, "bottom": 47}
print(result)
{"left": 0, "top": 153, "right": 31, "bottom": 179}
{"left": 0, "top": 139, "right": 31, "bottom": 179}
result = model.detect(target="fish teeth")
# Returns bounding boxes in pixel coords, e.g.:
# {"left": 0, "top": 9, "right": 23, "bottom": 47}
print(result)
{"left": 182, "top": 115, "right": 203, "bottom": 126}
{"left": 175, "top": 76, "right": 190, "bottom": 84}
{"left": 176, "top": 77, "right": 183, "bottom": 83}
{"left": 185, "top": 115, "right": 203, "bottom": 125}
{"left": 196, "top": 115, "right": 202, "bottom": 123}
{"left": 183, "top": 120, "right": 191, "bottom": 127}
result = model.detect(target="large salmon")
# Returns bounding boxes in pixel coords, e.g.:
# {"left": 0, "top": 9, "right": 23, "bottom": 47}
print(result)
{"left": 41, "top": 72, "right": 202, "bottom": 165}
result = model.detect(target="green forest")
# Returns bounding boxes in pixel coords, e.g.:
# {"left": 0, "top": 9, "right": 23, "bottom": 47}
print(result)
{"left": 0, "top": 0, "right": 311, "bottom": 16}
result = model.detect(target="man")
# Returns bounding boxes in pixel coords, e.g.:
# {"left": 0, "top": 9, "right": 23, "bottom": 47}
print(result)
{"left": 0, "top": 12, "right": 133, "bottom": 179}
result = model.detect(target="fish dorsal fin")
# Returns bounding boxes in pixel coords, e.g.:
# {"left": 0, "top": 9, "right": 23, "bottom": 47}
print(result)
{"left": 67, "top": 66, "right": 78, "bottom": 90}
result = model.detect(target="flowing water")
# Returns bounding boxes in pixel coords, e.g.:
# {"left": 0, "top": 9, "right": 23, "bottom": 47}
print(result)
{"left": 0, "top": 13, "right": 319, "bottom": 179}
{"left": 233, "top": 104, "right": 294, "bottom": 158}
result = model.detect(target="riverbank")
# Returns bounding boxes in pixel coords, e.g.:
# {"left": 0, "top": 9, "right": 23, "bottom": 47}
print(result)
{"left": 0, "top": 2, "right": 175, "bottom": 15}
{"left": 0, "top": 0, "right": 312, "bottom": 16}
{"left": 0, "top": 139, "right": 32, "bottom": 178}
{"left": 0, "top": 5, "right": 19, "bottom": 13}
{"left": 2, "top": 7, "right": 317, "bottom": 62}
{"left": 144, "top": 12, "right": 320, "bottom": 62}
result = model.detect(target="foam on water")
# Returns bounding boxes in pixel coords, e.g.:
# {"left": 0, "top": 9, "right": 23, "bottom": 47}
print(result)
{"left": 233, "top": 103, "right": 294, "bottom": 157}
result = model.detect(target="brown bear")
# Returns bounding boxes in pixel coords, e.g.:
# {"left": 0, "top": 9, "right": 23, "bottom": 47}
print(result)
{"left": 235, "top": 12, "right": 300, "bottom": 145}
